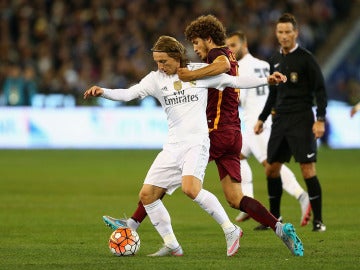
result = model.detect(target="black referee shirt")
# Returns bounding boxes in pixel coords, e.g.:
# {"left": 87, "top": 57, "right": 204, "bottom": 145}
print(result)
{"left": 259, "top": 45, "right": 327, "bottom": 122}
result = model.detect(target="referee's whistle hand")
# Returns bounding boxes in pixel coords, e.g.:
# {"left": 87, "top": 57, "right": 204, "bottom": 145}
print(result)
{"left": 254, "top": 120, "right": 264, "bottom": 135}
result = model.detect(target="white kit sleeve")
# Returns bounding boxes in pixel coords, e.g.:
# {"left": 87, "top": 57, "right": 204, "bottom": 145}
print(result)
{"left": 196, "top": 73, "right": 267, "bottom": 91}
{"left": 101, "top": 85, "right": 142, "bottom": 102}
{"left": 101, "top": 72, "right": 157, "bottom": 101}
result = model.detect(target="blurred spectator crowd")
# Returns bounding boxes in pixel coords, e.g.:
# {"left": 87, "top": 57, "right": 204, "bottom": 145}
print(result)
{"left": 0, "top": 0, "right": 353, "bottom": 107}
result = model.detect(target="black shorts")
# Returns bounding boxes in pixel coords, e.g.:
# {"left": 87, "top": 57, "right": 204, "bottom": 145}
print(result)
{"left": 267, "top": 110, "right": 317, "bottom": 164}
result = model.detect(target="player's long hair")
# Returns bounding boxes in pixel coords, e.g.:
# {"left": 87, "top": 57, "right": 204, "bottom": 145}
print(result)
{"left": 151, "top": 36, "right": 188, "bottom": 68}
{"left": 184, "top": 14, "right": 226, "bottom": 46}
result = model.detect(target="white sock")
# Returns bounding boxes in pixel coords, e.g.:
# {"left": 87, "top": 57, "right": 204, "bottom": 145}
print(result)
{"left": 280, "top": 165, "right": 304, "bottom": 199}
{"left": 193, "top": 189, "right": 234, "bottom": 232}
{"left": 275, "top": 221, "right": 283, "bottom": 237}
{"left": 240, "top": 159, "right": 254, "bottom": 198}
{"left": 144, "top": 199, "right": 179, "bottom": 249}
{"left": 127, "top": 218, "right": 140, "bottom": 231}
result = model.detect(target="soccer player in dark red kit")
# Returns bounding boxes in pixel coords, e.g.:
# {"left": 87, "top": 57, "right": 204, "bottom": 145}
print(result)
{"left": 103, "top": 15, "right": 304, "bottom": 256}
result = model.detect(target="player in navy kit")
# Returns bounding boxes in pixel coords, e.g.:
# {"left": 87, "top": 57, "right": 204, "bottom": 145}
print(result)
{"left": 254, "top": 13, "right": 327, "bottom": 232}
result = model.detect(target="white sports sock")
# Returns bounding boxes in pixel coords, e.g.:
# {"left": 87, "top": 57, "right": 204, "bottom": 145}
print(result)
{"left": 275, "top": 221, "right": 283, "bottom": 237}
{"left": 127, "top": 218, "right": 140, "bottom": 231}
{"left": 144, "top": 199, "right": 179, "bottom": 249}
{"left": 280, "top": 165, "right": 304, "bottom": 199}
{"left": 240, "top": 159, "right": 254, "bottom": 198}
{"left": 193, "top": 189, "right": 233, "bottom": 231}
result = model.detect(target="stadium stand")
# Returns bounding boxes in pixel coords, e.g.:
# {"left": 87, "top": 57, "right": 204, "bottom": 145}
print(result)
{"left": 0, "top": 0, "right": 356, "bottom": 107}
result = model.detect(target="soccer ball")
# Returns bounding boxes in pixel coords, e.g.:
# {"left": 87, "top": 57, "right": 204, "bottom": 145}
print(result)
{"left": 109, "top": 228, "right": 141, "bottom": 256}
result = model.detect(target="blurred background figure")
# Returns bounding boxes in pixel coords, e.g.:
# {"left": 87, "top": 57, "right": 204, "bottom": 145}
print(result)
{"left": 1, "top": 62, "right": 37, "bottom": 106}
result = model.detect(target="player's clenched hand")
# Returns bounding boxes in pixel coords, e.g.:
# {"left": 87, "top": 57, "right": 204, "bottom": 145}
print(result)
{"left": 267, "top": 71, "right": 287, "bottom": 85}
{"left": 83, "top": 86, "right": 104, "bottom": 99}
{"left": 254, "top": 120, "right": 264, "bottom": 135}
{"left": 313, "top": 121, "right": 325, "bottom": 139}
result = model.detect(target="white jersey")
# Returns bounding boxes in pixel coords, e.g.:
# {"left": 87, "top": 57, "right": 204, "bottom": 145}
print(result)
{"left": 238, "top": 54, "right": 271, "bottom": 162}
{"left": 239, "top": 54, "right": 270, "bottom": 128}
{"left": 101, "top": 63, "right": 268, "bottom": 193}
{"left": 102, "top": 63, "right": 268, "bottom": 144}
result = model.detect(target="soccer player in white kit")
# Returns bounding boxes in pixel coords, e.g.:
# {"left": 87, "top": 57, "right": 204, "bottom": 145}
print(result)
{"left": 84, "top": 35, "right": 292, "bottom": 256}
{"left": 226, "top": 31, "right": 311, "bottom": 228}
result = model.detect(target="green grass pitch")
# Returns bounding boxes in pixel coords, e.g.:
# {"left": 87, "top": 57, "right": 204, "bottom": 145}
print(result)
{"left": 0, "top": 148, "right": 359, "bottom": 270}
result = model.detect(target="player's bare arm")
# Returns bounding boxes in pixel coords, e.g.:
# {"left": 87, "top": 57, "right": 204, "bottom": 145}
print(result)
{"left": 312, "top": 121, "right": 325, "bottom": 139}
{"left": 83, "top": 86, "right": 104, "bottom": 99}
{"left": 350, "top": 102, "right": 360, "bottom": 117}
{"left": 178, "top": 55, "right": 230, "bottom": 82}
{"left": 254, "top": 120, "right": 264, "bottom": 135}
{"left": 267, "top": 71, "right": 287, "bottom": 85}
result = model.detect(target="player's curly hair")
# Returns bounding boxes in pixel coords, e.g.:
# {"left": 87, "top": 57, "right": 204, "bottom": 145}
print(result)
{"left": 184, "top": 14, "right": 226, "bottom": 46}
{"left": 151, "top": 35, "right": 188, "bottom": 67}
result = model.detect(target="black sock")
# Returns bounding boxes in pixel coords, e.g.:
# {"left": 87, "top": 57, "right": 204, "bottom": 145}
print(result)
{"left": 305, "top": 176, "right": 322, "bottom": 222}
{"left": 267, "top": 177, "right": 283, "bottom": 219}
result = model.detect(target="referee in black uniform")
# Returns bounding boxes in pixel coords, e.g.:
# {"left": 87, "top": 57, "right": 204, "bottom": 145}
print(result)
{"left": 254, "top": 13, "right": 327, "bottom": 232}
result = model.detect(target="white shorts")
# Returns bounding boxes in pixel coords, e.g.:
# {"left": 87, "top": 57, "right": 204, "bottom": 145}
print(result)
{"left": 241, "top": 125, "right": 270, "bottom": 163}
{"left": 144, "top": 137, "right": 210, "bottom": 195}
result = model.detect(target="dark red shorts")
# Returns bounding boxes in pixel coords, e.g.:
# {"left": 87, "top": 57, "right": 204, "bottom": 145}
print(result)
{"left": 209, "top": 129, "right": 242, "bottom": 182}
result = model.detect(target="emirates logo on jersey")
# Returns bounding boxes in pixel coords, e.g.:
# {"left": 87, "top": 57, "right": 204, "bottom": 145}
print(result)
{"left": 164, "top": 90, "right": 199, "bottom": 105}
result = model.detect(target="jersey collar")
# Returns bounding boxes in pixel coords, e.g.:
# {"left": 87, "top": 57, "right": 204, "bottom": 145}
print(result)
{"left": 280, "top": 43, "right": 299, "bottom": 54}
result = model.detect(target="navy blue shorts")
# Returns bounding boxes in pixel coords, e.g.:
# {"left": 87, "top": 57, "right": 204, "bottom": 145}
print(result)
{"left": 267, "top": 110, "right": 317, "bottom": 164}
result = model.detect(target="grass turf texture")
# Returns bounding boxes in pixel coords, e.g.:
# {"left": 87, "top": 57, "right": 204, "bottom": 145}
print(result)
{"left": 0, "top": 148, "right": 359, "bottom": 270}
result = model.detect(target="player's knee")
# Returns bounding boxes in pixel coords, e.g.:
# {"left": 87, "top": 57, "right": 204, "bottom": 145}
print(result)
{"left": 227, "top": 199, "right": 240, "bottom": 209}
{"left": 225, "top": 195, "right": 241, "bottom": 209}
{"left": 265, "top": 163, "right": 281, "bottom": 178}
{"left": 300, "top": 162, "right": 316, "bottom": 178}
{"left": 139, "top": 188, "right": 155, "bottom": 205}
{"left": 181, "top": 186, "right": 198, "bottom": 200}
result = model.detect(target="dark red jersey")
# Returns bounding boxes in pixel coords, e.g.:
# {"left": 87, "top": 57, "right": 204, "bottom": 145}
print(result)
{"left": 206, "top": 47, "right": 240, "bottom": 132}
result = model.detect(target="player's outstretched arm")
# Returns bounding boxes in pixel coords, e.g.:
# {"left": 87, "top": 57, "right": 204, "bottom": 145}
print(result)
{"left": 197, "top": 72, "right": 286, "bottom": 91}
{"left": 84, "top": 84, "right": 142, "bottom": 102}
{"left": 267, "top": 71, "right": 287, "bottom": 85}
{"left": 178, "top": 56, "right": 230, "bottom": 82}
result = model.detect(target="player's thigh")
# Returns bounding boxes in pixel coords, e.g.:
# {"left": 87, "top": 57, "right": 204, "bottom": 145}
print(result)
{"left": 288, "top": 111, "right": 317, "bottom": 163}
{"left": 267, "top": 124, "right": 291, "bottom": 163}
{"left": 241, "top": 131, "right": 251, "bottom": 157}
{"left": 249, "top": 127, "right": 270, "bottom": 163}
{"left": 210, "top": 129, "right": 242, "bottom": 181}
{"left": 182, "top": 137, "right": 210, "bottom": 182}
{"left": 144, "top": 147, "right": 181, "bottom": 194}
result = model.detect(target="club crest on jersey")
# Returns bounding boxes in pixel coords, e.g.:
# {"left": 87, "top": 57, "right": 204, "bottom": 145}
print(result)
{"left": 290, "top": 72, "right": 298, "bottom": 83}
{"left": 173, "top": 80, "right": 182, "bottom": 91}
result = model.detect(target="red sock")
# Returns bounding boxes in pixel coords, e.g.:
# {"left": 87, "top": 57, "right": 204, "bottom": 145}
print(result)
{"left": 132, "top": 193, "right": 166, "bottom": 223}
{"left": 240, "top": 196, "right": 278, "bottom": 230}
{"left": 131, "top": 200, "right": 147, "bottom": 223}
